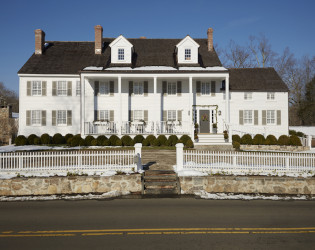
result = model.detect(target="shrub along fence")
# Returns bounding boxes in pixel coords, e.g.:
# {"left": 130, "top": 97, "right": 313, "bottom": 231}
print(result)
{"left": 0, "top": 144, "right": 142, "bottom": 174}
{"left": 175, "top": 143, "right": 315, "bottom": 174}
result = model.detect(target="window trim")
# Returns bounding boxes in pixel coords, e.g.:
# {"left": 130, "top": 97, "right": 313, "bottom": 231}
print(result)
{"left": 76, "top": 81, "right": 81, "bottom": 96}
{"left": 118, "top": 48, "right": 125, "bottom": 61}
{"left": 244, "top": 92, "right": 253, "bottom": 100}
{"left": 201, "top": 82, "right": 211, "bottom": 95}
{"left": 31, "top": 81, "right": 42, "bottom": 96}
{"left": 57, "top": 81, "right": 67, "bottom": 96}
{"left": 243, "top": 110, "right": 253, "bottom": 125}
{"left": 134, "top": 110, "right": 144, "bottom": 121}
{"left": 267, "top": 110, "right": 276, "bottom": 125}
{"left": 167, "top": 82, "right": 177, "bottom": 95}
{"left": 184, "top": 48, "right": 191, "bottom": 61}
{"left": 133, "top": 82, "right": 144, "bottom": 95}
{"left": 99, "top": 81, "right": 110, "bottom": 96}
{"left": 267, "top": 92, "right": 275, "bottom": 100}
{"left": 57, "top": 110, "right": 67, "bottom": 126}
{"left": 167, "top": 110, "right": 177, "bottom": 121}
{"left": 99, "top": 110, "right": 109, "bottom": 121}
{"left": 31, "top": 110, "right": 41, "bottom": 126}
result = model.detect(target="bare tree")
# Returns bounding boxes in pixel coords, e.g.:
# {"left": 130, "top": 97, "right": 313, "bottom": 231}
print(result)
{"left": 249, "top": 34, "right": 277, "bottom": 67}
{"left": 0, "top": 82, "right": 19, "bottom": 112}
{"left": 223, "top": 40, "right": 253, "bottom": 68}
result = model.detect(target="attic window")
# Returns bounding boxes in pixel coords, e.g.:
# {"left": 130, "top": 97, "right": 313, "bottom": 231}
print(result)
{"left": 185, "top": 49, "right": 191, "bottom": 60}
{"left": 118, "top": 48, "right": 124, "bottom": 61}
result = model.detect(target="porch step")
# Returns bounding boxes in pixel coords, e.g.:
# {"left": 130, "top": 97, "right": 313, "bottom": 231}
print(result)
{"left": 196, "top": 134, "right": 228, "bottom": 145}
{"left": 142, "top": 170, "right": 180, "bottom": 196}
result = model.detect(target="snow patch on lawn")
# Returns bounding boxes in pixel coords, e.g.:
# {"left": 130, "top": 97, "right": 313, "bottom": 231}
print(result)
{"left": 0, "top": 191, "right": 130, "bottom": 202}
{"left": 191, "top": 190, "right": 313, "bottom": 201}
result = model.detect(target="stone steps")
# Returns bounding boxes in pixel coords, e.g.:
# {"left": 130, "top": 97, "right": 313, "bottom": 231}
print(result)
{"left": 143, "top": 169, "right": 180, "bottom": 196}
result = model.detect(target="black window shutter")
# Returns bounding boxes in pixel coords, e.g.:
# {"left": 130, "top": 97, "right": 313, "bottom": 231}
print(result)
{"left": 129, "top": 81, "right": 133, "bottom": 96}
{"left": 94, "top": 81, "right": 99, "bottom": 96}
{"left": 144, "top": 81, "right": 148, "bottom": 96}
{"left": 177, "top": 81, "right": 182, "bottom": 96}
{"left": 196, "top": 81, "right": 201, "bottom": 96}
{"left": 110, "top": 81, "right": 114, "bottom": 96}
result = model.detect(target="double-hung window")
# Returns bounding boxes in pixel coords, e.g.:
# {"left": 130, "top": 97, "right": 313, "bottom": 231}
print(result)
{"left": 118, "top": 48, "right": 124, "bottom": 61}
{"left": 57, "top": 81, "right": 67, "bottom": 96}
{"left": 201, "top": 82, "right": 210, "bottom": 95}
{"left": 244, "top": 92, "right": 252, "bottom": 100}
{"left": 134, "top": 110, "right": 144, "bottom": 121}
{"left": 99, "top": 82, "right": 109, "bottom": 95}
{"left": 99, "top": 110, "right": 109, "bottom": 121}
{"left": 57, "top": 110, "right": 67, "bottom": 125}
{"left": 267, "top": 110, "right": 275, "bottom": 125}
{"left": 185, "top": 49, "right": 191, "bottom": 60}
{"left": 134, "top": 82, "right": 144, "bottom": 95}
{"left": 167, "top": 110, "right": 177, "bottom": 121}
{"left": 32, "top": 81, "right": 42, "bottom": 96}
{"left": 31, "top": 110, "right": 41, "bottom": 125}
{"left": 244, "top": 110, "right": 253, "bottom": 124}
{"left": 76, "top": 81, "right": 81, "bottom": 96}
{"left": 267, "top": 92, "right": 275, "bottom": 100}
{"left": 167, "top": 82, "right": 177, "bottom": 95}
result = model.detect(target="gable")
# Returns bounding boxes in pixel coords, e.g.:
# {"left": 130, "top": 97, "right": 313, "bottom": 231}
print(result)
{"left": 109, "top": 35, "right": 133, "bottom": 64}
{"left": 176, "top": 36, "right": 200, "bottom": 64}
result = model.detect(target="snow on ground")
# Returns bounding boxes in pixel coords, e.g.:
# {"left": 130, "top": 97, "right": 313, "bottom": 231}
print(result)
{"left": 83, "top": 66, "right": 103, "bottom": 70}
{"left": 174, "top": 166, "right": 315, "bottom": 178}
{"left": 0, "top": 191, "right": 130, "bottom": 202}
{"left": 191, "top": 190, "right": 313, "bottom": 201}
{"left": 290, "top": 126, "right": 315, "bottom": 136}
{"left": 0, "top": 170, "right": 121, "bottom": 180}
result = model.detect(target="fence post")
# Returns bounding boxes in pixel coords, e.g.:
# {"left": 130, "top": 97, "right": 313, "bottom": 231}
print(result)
{"left": 285, "top": 157, "right": 289, "bottom": 172}
{"left": 176, "top": 143, "right": 184, "bottom": 171}
{"left": 308, "top": 135, "right": 312, "bottom": 148}
{"left": 134, "top": 143, "right": 142, "bottom": 171}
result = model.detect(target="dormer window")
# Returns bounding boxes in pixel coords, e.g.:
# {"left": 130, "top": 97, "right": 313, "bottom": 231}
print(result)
{"left": 185, "top": 49, "right": 191, "bottom": 60}
{"left": 118, "top": 48, "right": 125, "bottom": 61}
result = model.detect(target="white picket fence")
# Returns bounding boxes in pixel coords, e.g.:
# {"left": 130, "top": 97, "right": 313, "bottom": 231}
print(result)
{"left": 0, "top": 149, "right": 140, "bottom": 174}
{"left": 175, "top": 144, "right": 315, "bottom": 174}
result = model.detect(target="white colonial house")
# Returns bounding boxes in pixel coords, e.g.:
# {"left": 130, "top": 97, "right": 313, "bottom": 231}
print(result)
{"left": 18, "top": 25, "right": 289, "bottom": 145}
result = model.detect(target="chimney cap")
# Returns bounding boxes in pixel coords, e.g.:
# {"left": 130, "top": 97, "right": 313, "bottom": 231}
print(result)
{"left": 207, "top": 27, "right": 213, "bottom": 33}
{"left": 139, "top": 36, "right": 146, "bottom": 39}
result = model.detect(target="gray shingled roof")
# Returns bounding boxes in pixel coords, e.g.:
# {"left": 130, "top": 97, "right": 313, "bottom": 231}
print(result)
{"left": 229, "top": 68, "right": 288, "bottom": 92}
{"left": 18, "top": 38, "right": 222, "bottom": 74}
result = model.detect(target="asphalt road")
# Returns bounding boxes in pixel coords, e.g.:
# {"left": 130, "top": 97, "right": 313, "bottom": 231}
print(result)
{"left": 1, "top": 197, "right": 315, "bottom": 250}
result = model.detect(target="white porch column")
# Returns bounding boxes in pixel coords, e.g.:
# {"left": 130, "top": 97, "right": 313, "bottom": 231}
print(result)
{"left": 189, "top": 76, "right": 194, "bottom": 139}
{"left": 118, "top": 76, "right": 122, "bottom": 135}
{"left": 225, "top": 75, "right": 230, "bottom": 123}
{"left": 153, "top": 76, "right": 158, "bottom": 136}
{"left": 80, "top": 75, "right": 85, "bottom": 136}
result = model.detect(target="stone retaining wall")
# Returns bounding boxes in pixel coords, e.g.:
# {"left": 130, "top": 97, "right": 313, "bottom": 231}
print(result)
{"left": 0, "top": 174, "right": 142, "bottom": 196}
{"left": 180, "top": 176, "right": 315, "bottom": 195}
{"left": 240, "top": 145, "right": 309, "bottom": 152}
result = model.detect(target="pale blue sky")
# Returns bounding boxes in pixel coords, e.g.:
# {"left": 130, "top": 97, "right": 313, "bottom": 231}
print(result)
{"left": 0, "top": 0, "right": 314, "bottom": 93}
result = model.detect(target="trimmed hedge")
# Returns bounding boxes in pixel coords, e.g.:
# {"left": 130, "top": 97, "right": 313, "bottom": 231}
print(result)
{"left": 84, "top": 135, "right": 95, "bottom": 146}
{"left": 185, "top": 139, "right": 194, "bottom": 148}
{"left": 146, "top": 135, "right": 156, "bottom": 146}
{"left": 289, "top": 135, "right": 302, "bottom": 146}
{"left": 134, "top": 135, "right": 144, "bottom": 144}
{"left": 253, "top": 134, "right": 265, "bottom": 145}
{"left": 232, "top": 135, "right": 241, "bottom": 143}
{"left": 233, "top": 141, "right": 240, "bottom": 150}
{"left": 109, "top": 135, "right": 120, "bottom": 146}
{"left": 142, "top": 139, "right": 150, "bottom": 146}
{"left": 265, "top": 135, "right": 277, "bottom": 145}
{"left": 166, "top": 135, "right": 178, "bottom": 146}
{"left": 40, "top": 133, "right": 51, "bottom": 145}
{"left": 240, "top": 134, "right": 253, "bottom": 145}
{"left": 156, "top": 135, "right": 167, "bottom": 146}
{"left": 27, "top": 134, "right": 38, "bottom": 145}
{"left": 278, "top": 135, "right": 289, "bottom": 146}
{"left": 34, "top": 137, "right": 41, "bottom": 145}
{"left": 91, "top": 139, "right": 98, "bottom": 146}
{"left": 121, "top": 135, "right": 132, "bottom": 146}
{"left": 52, "top": 133, "right": 65, "bottom": 144}
{"left": 15, "top": 135, "right": 27, "bottom": 146}
{"left": 115, "top": 139, "right": 122, "bottom": 146}
{"left": 64, "top": 134, "right": 73, "bottom": 143}
{"left": 96, "top": 135, "right": 107, "bottom": 146}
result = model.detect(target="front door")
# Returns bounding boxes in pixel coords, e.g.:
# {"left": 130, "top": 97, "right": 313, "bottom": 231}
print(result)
{"left": 199, "top": 110, "right": 210, "bottom": 133}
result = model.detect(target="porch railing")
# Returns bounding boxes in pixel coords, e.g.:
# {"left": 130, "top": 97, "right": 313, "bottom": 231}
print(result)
{"left": 85, "top": 122, "right": 117, "bottom": 135}
{"left": 121, "top": 121, "right": 155, "bottom": 135}
{"left": 157, "top": 121, "right": 192, "bottom": 135}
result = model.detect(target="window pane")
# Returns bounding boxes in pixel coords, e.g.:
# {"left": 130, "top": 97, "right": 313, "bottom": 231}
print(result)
{"left": 57, "top": 81, "right": 67, "bottom": 96}
{"left": 99, "top": 110, "right": 109, "bottom": 120}
{"left": 168, "top": 82, "right": 176, "bottom": 95}
{"left": 118, "top": 48, "right": 124, "bottom": 60}
{"left": 99, "top": 82, "right": 109, "bottom": 95}
{"left": 31, "top": 110, "right": 41, "bottom": 125}
{"left": 244, "top": 110, "right": 252, "bottom": 124}
{"left": 57, "top": 110, "right": 67, "bottom": 125}
{"left": 168, "top": 110, "right": 176, "bottom": 121}
{"left": 134, "top": 82, "right": 143, "bottom": 95}
{"left": 185, "top": 49, "right": 191, "bottom": 60}
{"left": 76, "top": 81, "right": 81, "bottom": 96}
{"left": 267, "top": 110, "right": 275, "bottom": 124}
{"left": 134, "top": 110, "right": 144, "bottom": 120}
{"left": 32, "top": 81, "right": 41, "bottom": 96}
{"left": 202, "top": 82, "right": 210, "bottom": 95}
{"left": 244, "top": 92, "right": 252, "bottom": 100}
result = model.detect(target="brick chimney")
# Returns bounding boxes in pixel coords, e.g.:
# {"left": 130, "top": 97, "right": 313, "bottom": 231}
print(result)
{"left": 94, "top": 25, "right": 103, "bottom": 54}
{"left": 35, "top": 29, "right": 45, "bottom": 55}
{"left": 207, "top": 28, "right": 213, "bottom": 52}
